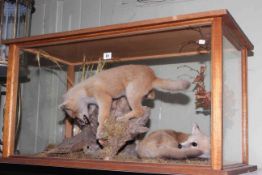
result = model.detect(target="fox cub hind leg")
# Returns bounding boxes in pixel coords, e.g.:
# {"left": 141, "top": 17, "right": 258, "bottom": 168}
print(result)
{"left": 117, "top": 83, "right": 149, "bottom": 121}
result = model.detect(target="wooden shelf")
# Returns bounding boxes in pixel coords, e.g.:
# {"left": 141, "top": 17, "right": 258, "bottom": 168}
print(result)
{"left": 32, "top": 26, "right": 211, "bottom": 65}
{"left": 0, "top": 156, "right": 257, "bottom": 175}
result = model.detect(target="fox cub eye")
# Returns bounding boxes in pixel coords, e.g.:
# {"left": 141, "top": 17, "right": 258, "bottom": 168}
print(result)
{"left": 191, "top": 142, "right": 198, "bottom": 147}
{"left": 178, "top": 144, "right": 182, "bottom": 149}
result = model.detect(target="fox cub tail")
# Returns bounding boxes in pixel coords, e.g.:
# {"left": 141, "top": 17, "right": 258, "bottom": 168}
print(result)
{"left": 152, "top": 78, "right": 190, "bottom": 93}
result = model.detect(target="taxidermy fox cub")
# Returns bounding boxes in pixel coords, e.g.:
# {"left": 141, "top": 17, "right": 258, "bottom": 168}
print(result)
{"left": 60, "top": 64, "right": 190, "bottom": 140}
{"left": 136, "top": 123, "right": 210, "bottom": 159}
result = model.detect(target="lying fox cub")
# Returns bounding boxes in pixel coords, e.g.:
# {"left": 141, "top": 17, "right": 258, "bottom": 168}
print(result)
{"left": 60, "top": 65, "right": 190, "bottom": 140}
{"left": 136, "top": 123, "right": 210, "bottom": 159}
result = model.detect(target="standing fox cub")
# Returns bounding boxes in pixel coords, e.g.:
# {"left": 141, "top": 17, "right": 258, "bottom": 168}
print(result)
{"left": 60, "top": 65, "right": 190, "bottom": 140}
{"left": 136, "top": 123, "right": 210, "bottom": 159}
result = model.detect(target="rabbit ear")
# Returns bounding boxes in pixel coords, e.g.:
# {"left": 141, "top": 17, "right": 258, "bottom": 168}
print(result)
{"left": 192, "top": 122, "right": 201, "bottom": 135}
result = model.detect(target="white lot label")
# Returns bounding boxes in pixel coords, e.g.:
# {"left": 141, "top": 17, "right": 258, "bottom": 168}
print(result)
{"left": 103, "top": 52, "right": 112, "bottom": 60}
{"left": 198, "top": 39, "right": 206, "bottom": 45}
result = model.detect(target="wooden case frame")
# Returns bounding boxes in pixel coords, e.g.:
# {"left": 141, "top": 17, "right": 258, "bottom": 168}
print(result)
{"left": 0, "top": 9, "right": 257, "bottom": 175}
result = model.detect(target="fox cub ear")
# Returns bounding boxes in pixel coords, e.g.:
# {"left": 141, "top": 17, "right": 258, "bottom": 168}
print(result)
{"left": 59, "top": 101, "right": 69, "bottom": 110}
{"left": 192, "top": 123, "right": 201, "bottom": 135}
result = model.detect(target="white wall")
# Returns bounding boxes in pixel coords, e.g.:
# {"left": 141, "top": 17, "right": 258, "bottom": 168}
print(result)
{"left": 31, "top": 0, "right": 262, "bottom": 168}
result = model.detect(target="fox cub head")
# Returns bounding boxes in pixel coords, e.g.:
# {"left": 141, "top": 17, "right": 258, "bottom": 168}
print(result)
{"left": 59, "top": 98, "right": 91, "bottom": 127}
{"left": 179, "top": 123, "right": 210, "bottom": 158}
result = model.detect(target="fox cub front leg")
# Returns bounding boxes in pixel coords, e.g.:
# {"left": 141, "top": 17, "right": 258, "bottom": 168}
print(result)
{"left": 95, "top": 93, "right": 112, "bottom": 141}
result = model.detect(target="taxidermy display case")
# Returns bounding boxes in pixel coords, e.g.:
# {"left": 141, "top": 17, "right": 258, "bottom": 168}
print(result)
{"left": 0, "top": 9, "right": 257, "bottom": 175}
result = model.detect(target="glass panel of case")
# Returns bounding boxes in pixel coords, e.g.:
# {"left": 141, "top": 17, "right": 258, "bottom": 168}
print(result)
{"left": 223, "top": 36, "right": 242, "bottom": 165}
{"left": 15, "top": 52, "right": 67, "bottom": 155}
{"left": 14, "top": 26, "right": 211, "bottom": 165}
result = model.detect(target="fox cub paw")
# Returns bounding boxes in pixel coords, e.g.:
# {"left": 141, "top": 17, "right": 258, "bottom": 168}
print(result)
{"left": 96, "top": 126, "right": 107, "bottom": 143}
{"left": 116, "top": 115, "right": 133, "bottom": 122}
